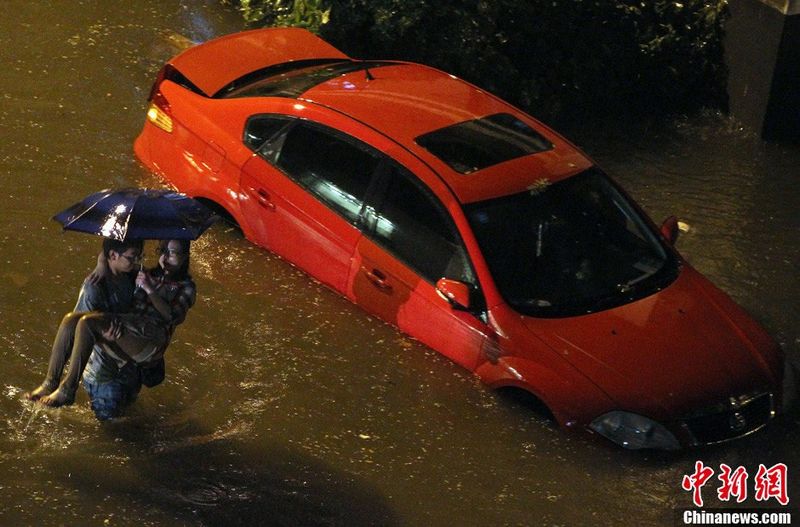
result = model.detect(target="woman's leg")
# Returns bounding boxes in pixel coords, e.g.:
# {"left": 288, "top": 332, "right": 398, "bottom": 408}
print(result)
{"left": 24, "top": 312, "right": 85, "bottom": 401}
{"left": 40, "top": 313, "right": 112, "bottom": 407}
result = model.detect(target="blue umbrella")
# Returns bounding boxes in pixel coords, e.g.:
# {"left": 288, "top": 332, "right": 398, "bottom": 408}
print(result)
{"left": 53, "top": 188, "right": 217, "bottom": 241}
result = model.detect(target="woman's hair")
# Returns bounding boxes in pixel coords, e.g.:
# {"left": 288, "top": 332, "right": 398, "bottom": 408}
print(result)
{"left": 156, "top": 239, "right": 191, "bottom": 281}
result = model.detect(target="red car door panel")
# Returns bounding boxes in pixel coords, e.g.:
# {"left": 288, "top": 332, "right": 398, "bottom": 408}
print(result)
{"left": 345, "top": 160, "right": 491, "bottom": 371}
{"left": 349, "top": 236, "right": 489, "bottom": 371}
{"left": 240, "top": 155, "right": 361, "bottom": 294}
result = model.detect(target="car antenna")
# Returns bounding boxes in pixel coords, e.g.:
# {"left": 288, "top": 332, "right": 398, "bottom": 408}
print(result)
{"left": 365, "top": 66, "right": 374, "bottom": 81}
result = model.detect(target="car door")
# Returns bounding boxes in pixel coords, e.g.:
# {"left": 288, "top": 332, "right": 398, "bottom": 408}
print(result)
{"left": 239, "top": 117, "right": 381, "bottom": 293}
{"left": 348, "top": 161, "right": 491, "bottom": 372}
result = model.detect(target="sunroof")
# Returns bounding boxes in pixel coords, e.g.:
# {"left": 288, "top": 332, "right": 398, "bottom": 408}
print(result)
{"left": 415, "top": 113, "right": 554, "bottom": 174}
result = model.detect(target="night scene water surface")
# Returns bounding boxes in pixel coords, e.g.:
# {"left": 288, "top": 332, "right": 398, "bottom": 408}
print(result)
{"left": 0, "top": 1, "right": 798, "bottom": 525}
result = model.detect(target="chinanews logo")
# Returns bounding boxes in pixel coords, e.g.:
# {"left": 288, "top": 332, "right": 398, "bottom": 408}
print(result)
{"left": 677, "top": 461, "right": 793, "bottom": 526}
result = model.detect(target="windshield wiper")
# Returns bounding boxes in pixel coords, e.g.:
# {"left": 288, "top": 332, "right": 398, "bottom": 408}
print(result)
{"left": 617, "top": 258, "right": 662, "bottom": 293}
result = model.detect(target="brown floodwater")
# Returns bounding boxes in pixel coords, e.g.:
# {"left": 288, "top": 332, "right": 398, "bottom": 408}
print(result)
{"left": 1, "top": 1, "right": 798, "bottom": 525}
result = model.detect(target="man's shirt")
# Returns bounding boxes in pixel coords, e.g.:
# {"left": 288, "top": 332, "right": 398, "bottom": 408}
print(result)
{"left": 74, "top": 272, "right": 136, "bottom": 313}
{"left": 77, "top": 271, "right": 136, "bottom": 384}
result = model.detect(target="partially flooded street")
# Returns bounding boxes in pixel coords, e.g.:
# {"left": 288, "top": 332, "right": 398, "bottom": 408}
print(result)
{"left": 1, "top": 1, "right": 798, "bottom": 525}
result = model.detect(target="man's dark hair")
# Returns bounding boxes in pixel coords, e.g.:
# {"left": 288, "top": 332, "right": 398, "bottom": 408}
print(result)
{"left": 102, "top": 238, "right": 144, "bottom": 258}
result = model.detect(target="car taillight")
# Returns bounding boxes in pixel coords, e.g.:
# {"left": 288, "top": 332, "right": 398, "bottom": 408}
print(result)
{"left": 146, "top": 94, "right": 173, "bottom": 133}
{"left": 146, "top": 66, "right": 174, "bottom": 133}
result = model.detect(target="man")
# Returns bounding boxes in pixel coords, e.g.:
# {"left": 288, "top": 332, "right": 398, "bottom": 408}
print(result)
{"left": 24, "top": 238, "right": 142, "bottom": 416}
{"left": 81, "top": 238, "right": 197, "bottom": 420}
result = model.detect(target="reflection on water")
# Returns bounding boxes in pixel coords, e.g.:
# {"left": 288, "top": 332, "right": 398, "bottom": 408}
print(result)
{"left": 0, "top": 1, "right": 798, "bottom": 526}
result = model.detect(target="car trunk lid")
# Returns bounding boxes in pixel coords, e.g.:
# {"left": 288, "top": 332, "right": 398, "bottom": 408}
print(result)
{"left": 169, "top": 27, "right": 348, "bottom": 97}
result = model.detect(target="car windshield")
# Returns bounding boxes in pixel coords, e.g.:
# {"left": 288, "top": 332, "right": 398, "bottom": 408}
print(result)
{"left": 464, "top": 168, "right": 679, "bottom": 317}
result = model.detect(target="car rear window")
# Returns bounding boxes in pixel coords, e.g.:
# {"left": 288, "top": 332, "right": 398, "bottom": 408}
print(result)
{"left": 415, "top": 113, "right": 554, "bottom": 174}
{"left": 219, "top": 60, "right": 397, "bottom": 99}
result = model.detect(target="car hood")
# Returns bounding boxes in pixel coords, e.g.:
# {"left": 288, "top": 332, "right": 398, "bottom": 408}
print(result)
{"left": 522, "top": 267, "right": 778, "bottom": 419}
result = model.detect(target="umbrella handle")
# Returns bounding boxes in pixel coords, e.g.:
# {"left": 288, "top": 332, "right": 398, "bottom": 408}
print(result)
{"left": 135, "top": 264, "right": 145, "bottom": 292}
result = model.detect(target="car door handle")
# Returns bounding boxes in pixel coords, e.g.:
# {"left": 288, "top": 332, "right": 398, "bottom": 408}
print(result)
{"left": 251, "top": 187, "right": 276, "bottom": 211}
{"left": 363, "top": 267, "right": 392, "bottom": 292}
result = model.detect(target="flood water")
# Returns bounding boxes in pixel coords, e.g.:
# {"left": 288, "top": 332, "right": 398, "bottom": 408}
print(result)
{"left": 1, "top": 1, "right": 798, "bottom": 525}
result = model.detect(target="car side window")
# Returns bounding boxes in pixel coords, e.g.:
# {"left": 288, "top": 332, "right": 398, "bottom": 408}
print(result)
{"left": 367, "top": 164, "right": 475, "bottom": 285}
{"left": 273, "top": 122, "right": 381, "bottom": 223}
{"left": 243, "top": 115, "right": 293, "bottom": 152}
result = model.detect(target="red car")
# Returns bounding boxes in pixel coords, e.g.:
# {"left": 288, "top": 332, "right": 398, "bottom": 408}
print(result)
{"left": 135, "top": 28, "right": 785, "bottom": 449}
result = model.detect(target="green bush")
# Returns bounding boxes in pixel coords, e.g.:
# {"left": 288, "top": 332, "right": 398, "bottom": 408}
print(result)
{"left": 227, "top": 0, "right": 330, "bottom": 33}
{"left": 226, "top": 0, "right": 727, "bottom": 121}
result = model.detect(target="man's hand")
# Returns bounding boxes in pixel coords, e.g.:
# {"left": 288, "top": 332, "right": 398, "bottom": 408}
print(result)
{"left": 102, "top": 317, "right": 123, "bottom": 342}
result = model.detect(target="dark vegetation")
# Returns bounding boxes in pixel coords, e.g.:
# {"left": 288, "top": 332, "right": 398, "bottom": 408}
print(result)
{"left": 225, "top": 0, "right": 728, "bottom": 123}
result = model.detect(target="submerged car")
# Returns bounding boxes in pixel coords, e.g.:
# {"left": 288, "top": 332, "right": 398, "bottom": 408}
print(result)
{"left": 134, "top": 28, "right": 784, "bottom": 449}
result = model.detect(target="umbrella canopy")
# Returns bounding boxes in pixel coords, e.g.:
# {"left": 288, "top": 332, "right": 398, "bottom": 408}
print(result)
{"left": 53, "top": 188, "right": 217, "bottom": 241}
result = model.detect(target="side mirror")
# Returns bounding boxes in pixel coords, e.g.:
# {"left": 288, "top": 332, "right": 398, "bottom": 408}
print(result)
{"left": 660, "top": 216, "right": 680, "bottom": 245}
{"left": 435, "top": 278, "right": 471, "bottom": 310}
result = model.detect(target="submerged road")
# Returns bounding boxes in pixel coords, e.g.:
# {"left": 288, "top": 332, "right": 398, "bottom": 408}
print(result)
{"left": 0, "top": 1, "right": 798, "bottom": 525}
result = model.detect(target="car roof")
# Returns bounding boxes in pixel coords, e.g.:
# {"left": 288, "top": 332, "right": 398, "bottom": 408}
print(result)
{"left": 299, "top": 63, "right": 593, "bottom": 204}
{"left": 170, "top": 29, "right": 593, "bottom": 204}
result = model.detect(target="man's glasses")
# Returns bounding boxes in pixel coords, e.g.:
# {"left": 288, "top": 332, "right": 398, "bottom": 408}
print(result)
{"left": 120, "top": 253, "right": 143, "bottom": 264}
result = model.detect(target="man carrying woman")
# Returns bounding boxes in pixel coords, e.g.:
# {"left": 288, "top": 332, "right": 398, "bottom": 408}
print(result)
{"left": 25, "top": 238, "right": 196, "bottom": 420}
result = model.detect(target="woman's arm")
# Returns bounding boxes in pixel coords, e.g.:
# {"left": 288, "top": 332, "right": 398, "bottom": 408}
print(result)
{"left": 86, "top": 252, "right": 109, "bottom": 285}
{"left": 136, "top": 271, "right": 173, "bottom": 321}
{"left": 168, "top": 278, "right": 196, "bottom": 327}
